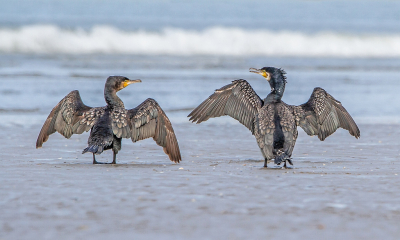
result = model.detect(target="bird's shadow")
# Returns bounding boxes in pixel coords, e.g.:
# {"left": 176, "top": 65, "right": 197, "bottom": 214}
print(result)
{"left": 239, "top": 159, "right": 295, "bottom": 170}
{"left": 255, "top": 165, "right": 296, "bottom": 170}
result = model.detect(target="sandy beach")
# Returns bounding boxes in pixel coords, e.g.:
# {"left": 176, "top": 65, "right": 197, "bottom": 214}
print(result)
{"left": 1, "top": 119, "right": 399, "bottom": 240}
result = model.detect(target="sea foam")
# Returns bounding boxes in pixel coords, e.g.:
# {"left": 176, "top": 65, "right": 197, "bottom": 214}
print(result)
{"left": 1, "top": 25, "right": 399, "bottom": 57}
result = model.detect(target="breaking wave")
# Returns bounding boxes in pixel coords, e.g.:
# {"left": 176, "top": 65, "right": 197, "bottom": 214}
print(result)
{"left": 1, "top": 25, "right": 400, "bottom": 57}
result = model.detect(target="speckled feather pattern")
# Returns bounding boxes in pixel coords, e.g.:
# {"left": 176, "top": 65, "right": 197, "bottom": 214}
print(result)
{"left": 189, "top": 70, "right": 359, "bottom": 166}
{"left": 255, "top": 102, "right": 298, "bottom": 162}
{"left": 111, "top": 108, "right": 130, "bottom": 139}
{"left": 36, "top": 88, "right": 181, "bottom": 163}
{"left": 75, "top": 107, "right": 105, "bottom": 134}
{"left": 295, "top": 87, "right": 360, "bottom": 141}
{"left": 128, "top": 98, "right": 181, "bottom": 163}
{"left": 254, "top": 104, "right": 275, "bottom": 160}
{"left": 36, "top": 90, "right": 92, "bottom": 148}
{"left": 188, "top": 79, "right": 263, "bottom": 133}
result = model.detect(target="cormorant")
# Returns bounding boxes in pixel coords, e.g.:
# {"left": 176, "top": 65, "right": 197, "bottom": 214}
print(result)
{"left": 188, "top": 67, "right": 360, "bottom": 168}
{"left": 36, "top": 76, "right": 181, "bottom": 164}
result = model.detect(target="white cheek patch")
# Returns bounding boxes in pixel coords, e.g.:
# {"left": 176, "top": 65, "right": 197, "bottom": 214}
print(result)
{"left": 265, "top": 73, "right": 271, "bottom": 81}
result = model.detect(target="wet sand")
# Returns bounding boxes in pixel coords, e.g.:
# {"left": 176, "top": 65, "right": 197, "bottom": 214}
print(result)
{"left": 1, "top": 120, "right": 400, "bottom": 240}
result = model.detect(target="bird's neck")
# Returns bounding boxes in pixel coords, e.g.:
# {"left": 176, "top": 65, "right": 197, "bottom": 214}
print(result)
{"left": 104, "top": 88, "right": 124, "bottom": 108}
{"left": 266, "top": 76, "right": 286, "bottom": 102}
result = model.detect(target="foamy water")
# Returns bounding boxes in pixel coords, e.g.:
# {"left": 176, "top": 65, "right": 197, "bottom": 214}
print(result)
{"left": 1, "top": 25, "right": 400, "bottom": 57}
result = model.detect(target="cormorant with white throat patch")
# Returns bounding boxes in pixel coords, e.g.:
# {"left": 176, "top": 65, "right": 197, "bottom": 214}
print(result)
{"left": 36, "top": 76, "right": 181, "bottom": 164}
{"left": 188, "top": 67, "right": 359, "bottom": 168}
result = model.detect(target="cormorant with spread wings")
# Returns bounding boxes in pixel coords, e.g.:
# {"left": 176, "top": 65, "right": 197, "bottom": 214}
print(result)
{"left": 36, "top": 76, "right": 181, "bottom": 164}
{"left": 188, "top": 67, "right": 359, "bottom": 168}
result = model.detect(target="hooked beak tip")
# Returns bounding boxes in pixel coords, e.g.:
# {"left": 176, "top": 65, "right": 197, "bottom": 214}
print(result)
{"left": 249, "top": 68, "right": 261, "bottom": 74}
{"left": 130, "top": 79, "right": 141, "bottom": 83}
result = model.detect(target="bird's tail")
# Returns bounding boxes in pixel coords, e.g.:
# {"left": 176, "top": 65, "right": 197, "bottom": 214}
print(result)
{"left": 82, "top": 145, "right": 104, "bottom": 155}
{"left": 274, "top": 150, "right": 292, "bottom": 165}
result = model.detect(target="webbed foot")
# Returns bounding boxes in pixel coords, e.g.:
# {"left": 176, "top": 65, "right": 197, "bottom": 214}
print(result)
{"left": 93, "top": 161, "right": 107, "bottom": 164}
{"left": 283, "top": 159, "right": 293, "bottom": 169}
{"left": 92, "top": 153, "right": 117, "bottom": 164}
{"left": 92, "top": 154, "right": 110, "bottom": 164}
{"left": 93, "top": 160, "right": 116, "bottom": 164}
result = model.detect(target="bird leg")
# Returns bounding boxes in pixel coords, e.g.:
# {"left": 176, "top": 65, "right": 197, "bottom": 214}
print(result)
{"left": 92, "top": 153, "right": 108, "bottom": 164}
{"left": 283, "top": 159, "right": 293, "bottom": 169}
{"left": 111, "top": 150, "right": 117, "bottom": 164}
{"left": 91, "top": 151, "right": 117, "bottom": 164}
{"left": 264, "top": 158, "right": 268, "bottom": 168}
{"left": 92, "top": 153, "right": 103, "bottom": 164}
{"left": 93, "top": 153, "right": 97, "bottom": 164}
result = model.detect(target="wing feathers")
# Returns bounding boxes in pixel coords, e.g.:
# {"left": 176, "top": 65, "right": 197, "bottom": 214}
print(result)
{"left": 188, "top": 79, "right": 263, "bottom": 133}
{"left": 295, "top": 87, "right": 360, "bottom": 141}
{"left": 128, "top": 98, "right": 181, "bottom": 163}
{"left": 36, "top": 90, "right": 94, "bottom": 148}
{"left": 111, "top": 108, "right": 131, "bottom": 139}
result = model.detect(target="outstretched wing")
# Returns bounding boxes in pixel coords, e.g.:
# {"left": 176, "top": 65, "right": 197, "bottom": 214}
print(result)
{"left": 188, "top": 79, "right": 263, "bottom": 133}
{"left": 294, "top": 87, "right": 360, "bottom": 141}
{"left": 128, "top": 98, "right": 181, "bottom": 163}
{"left": 36, "top": 90, "right": 104, "bottom": 148}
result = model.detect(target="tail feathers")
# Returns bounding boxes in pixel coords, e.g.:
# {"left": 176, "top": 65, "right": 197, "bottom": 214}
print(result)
{"left": 82, "top": 145, "right": 104, "bottom": 155}
{"left": 274, "top": 150, "right": 292, "bottom": 165}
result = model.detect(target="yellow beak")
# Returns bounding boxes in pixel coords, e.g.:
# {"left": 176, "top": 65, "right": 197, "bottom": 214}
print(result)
{"left": 123, "top": 79, "right": 142, "bottom": 88}
{"left": 249, "top": 68, "right": 270, "bottom": 81}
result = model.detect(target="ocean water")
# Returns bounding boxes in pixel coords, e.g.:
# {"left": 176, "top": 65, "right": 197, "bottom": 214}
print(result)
{"left": 0, "top": 0, "right": 399, "bottom": 128}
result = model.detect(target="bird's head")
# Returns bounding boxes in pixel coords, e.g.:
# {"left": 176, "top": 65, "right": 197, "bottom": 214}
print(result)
{"left": 249, "top": 67, "right": 286, "bottom": 82}
{"left": 249, "top": 67, "right": 287, "bottom": 96}
{"left": 106, "top": 76, "right": 142, "bottom": 92}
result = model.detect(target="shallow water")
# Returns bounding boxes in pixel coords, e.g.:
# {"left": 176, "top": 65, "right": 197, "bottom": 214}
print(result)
{"left": 0, "top": 54, "right": 400, "bottom": 124}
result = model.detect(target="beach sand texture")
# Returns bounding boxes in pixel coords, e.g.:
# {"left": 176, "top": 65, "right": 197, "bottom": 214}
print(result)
{"left": 1, "top": 121, "right": 399, "bottom": 240}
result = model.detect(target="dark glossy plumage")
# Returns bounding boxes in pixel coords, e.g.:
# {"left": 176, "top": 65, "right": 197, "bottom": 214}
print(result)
{"left": 37, "top": 76, "right": 181, "bottom": 164}
{"left": 188, "top": 67, "right": 359, "bottom": 168}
